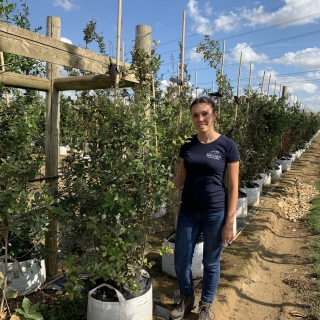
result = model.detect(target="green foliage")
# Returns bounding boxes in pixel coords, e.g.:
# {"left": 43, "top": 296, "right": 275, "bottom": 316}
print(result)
{"left": 158, "top": 242, "right": 173, "bottom": 256}
{"left": 83, "top": 19, "right": 106, "bottom": 54}
{"left": 1, "top": 0, "right": 44, "bottom": 78}
{"left": 54, "top": 97, "right": 173, "bottom": 295}
{"left": 40, "top": 295, "right": 87, "bottom": 320}
{"left": 196, "top": 35, "right": 222, "bottom": 69}
{"left": 0, "top": 98, "right": 48, "bottom": 225}
{"left": 0, "top": 97, "right": 49, "bottom": 264}
{"left": 0, "top": 0, "right": 15, "bottom": 18}
{"left": 15, "top": 297, "right": 44, "bottom": 320}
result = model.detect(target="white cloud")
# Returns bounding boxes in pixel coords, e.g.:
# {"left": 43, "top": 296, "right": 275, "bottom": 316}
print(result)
{"left": 304, "top": 95, "right": 320, "bottom": 112}
{"left": 60, "top": 67, "right": 69, "bottom": 77}
{"left": 306, "top": 71, "right": 320, "bottom": 78}
{"left": 212, "top": 0, "right": 320, "bottom": 32}
{"left": 54, "top": 0, "right": 75, "bottom": 11}
{"left": 257, "top": 69, "right": 278, "bottom": 78}
{"left": 187, "top": 0, "right": 213, "bottom": 35}
{"left": 227, "top": 43, "right": 268, "bottom": 69}
{"left": 61, "top": 90, "right": 77, "bottom": 100}
{"left": 214, "top": 12, "right": 240, "bottom": 32}
{"left": 273, "top": 47, "right": 320, "bottom": 69}
{"left": 159, "top": 80, "right": 169, "bottom": 93}
{"left": 188, "top": 47, "right": 204, "bottom": 62}
{"left": 204, "top": 2, "right": 212, "bottom": 16}
{"left": 61, "top": 37, "right": 72, "bottom": 44}
{"left": 255, "top": 69, "right": 318, "bottom": 95}
{"left": 244, "top": 0, "right": 320, "bottom": 27}
{"left": 287, "top": 82, "right": 318, "bottom": 94}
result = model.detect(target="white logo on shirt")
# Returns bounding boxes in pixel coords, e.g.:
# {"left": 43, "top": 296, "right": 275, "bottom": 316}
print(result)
{"left": 206, "top": 150, "right": 221, "bottom": 160}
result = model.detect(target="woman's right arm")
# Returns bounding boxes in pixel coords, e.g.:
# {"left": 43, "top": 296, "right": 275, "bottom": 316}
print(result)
{"left": 171, "top": 158, "right": 186, "bottom": 188}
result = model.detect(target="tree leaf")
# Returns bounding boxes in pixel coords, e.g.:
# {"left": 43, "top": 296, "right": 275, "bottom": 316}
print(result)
{"left": 22, "top": 297, "right": 31, "bottom": 313}
{"left": 5, "top": 289, "right": 18, "bottom": 299}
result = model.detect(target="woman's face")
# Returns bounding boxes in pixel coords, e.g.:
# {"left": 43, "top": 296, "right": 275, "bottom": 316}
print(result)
{"left": 191, "top": 102, "right": 217, "bottom": 133}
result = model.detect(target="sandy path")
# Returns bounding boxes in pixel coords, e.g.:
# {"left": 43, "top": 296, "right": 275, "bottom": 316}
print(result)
{"left": 210, "top": 137, "right": 320, "bottom": 320}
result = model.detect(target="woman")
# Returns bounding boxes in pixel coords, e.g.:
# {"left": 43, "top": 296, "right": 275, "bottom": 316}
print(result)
{"left": 170, "top": 96, "right": 240, "bottom": 320}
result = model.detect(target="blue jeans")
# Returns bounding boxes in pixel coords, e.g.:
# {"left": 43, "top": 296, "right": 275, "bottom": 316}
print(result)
{"left": 174, "top": 208, "right": 226, "bottom": 303}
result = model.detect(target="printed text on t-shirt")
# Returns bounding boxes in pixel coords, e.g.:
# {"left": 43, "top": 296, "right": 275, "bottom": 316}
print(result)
{"left": 206, "top": 150, "right": 221, "bottom": 160}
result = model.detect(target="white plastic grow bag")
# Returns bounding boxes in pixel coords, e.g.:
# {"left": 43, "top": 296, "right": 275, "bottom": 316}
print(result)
{"left": 59, "top": 146, "right": 68, "bottom": 156}
{"left": 0, "top": 258, "right": 46, "bottom": 296}
{"left": 294, "top": 150, "right": 301, "bottom": 159}
{"left": 236, "top": 190, "right": 248, "bottom": 218}
{"left": 270, "top": 166, "right": 281, "bottom": 184}
{"left": 264, "top": 173, "right": 272, "bottom": 187}
{"left": 161, "top": 232, "right": 203, "bottom": 279}
{"left": 289, "top": 153, "right": 296, "bottom": 162}
{"left": 244, "top": 184, "right": 260, "bottom": 207}
{"left": 87, "top": 282, "right": 153, "bottom": 320}
{"left": 253, "top": 176, "right": 263, "bottom": 193}
{"left": 259, "top": 172, "right": 271, "bottom": 188}
{"left": 152, "top": 202, "right": 167, "bottom": 218}
{"left": 277, "top": 158, "right": 291, "bottom": 172}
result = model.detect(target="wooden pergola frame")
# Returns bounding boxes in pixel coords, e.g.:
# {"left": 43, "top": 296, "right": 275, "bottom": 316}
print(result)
{"left": 0, "top": 16, "right": 152, "bottom": 276}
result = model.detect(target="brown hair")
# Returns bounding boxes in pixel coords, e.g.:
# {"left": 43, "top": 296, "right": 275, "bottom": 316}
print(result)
{"left": 189, "top": 96, "right": 216, "bottom": 111}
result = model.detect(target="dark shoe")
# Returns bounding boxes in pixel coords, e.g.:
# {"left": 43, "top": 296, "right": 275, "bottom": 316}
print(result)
{"left": 198, "top": 301, "right": 213, "bottom": 320}
{"left": 170, "top": 295, "right": 196, "bottom": 320}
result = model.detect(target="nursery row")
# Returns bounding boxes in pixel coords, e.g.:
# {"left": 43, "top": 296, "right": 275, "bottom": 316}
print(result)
{"left": 1, "top": 31, "right": 320, "bottom": 319}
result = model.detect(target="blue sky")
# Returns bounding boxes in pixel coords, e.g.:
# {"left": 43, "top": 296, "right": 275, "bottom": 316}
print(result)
{"left": 18, "top": 0, "right": 320, "bottom": 112}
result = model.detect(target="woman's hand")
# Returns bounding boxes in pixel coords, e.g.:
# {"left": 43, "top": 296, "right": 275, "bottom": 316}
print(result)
{"left": 221, "top": 221, "right": 234, "bottom": 244}
{"left": 171, "top": 158, "right": 186, "bottom": 188}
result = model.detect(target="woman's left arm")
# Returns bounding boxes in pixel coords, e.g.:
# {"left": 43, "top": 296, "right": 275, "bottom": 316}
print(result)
{"left": 222, "top": 161, "right": 239, "bottom": 243}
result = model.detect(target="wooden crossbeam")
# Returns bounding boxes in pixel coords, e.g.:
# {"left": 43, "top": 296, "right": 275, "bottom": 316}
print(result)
{"left": 0, "top": 71, "right": 50, "bottom": 91}
{"left": 0, "top": 21, "right": 136, "bottom": 81}
{"left": 0, "top": 72, "right": 137, "bottom": 91}
{"left": 54, "top": 74, "right": 136, "bottom": 91}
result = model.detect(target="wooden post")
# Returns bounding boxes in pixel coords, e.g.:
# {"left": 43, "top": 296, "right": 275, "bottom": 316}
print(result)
{"left": 0, "top": 52, "right": 10, "bottom": 106}
{"left": 235, "top": 51, "right": 242, "bottom": 122}
{"left": 45, "top": 16, "right": 61, "bottom": 276}
{"left": 181, "top": 10, "right": 186, "bottom": 84}
{"left": 267, "top": 74, "right": 271, "bottom": 97}
{"left": 135, "top": 25, "right": 151, "bottom": 55}
{"left": 122, "top": 41, "right": 125, "bottom": 62}
{"left": 195, "top": 70, "right": 198, "bottom": 98}
{"left": 236, "top": 52, "right": 242, "bottom": 98}
{"left": 152, "top": 75, "right": 158, "bottom": 152}
{"left": 221, "top": 40, "right": 226, "bottom": 75}
{"left": 246, "top": 61, "right": 252, "bottom": 116}
{"left": 173, "top": 10, "right": 186, "bottom": 229}
{"left": 282, "top": 85, "right": 287, "bottom": 109}
{"left": 114, "top": 0, "right": 122, "bottom": 105}
{"left": 279, "top": 84, "right": 282, "bottom": 98}
{"left": 135, "top": 24, "right": 152, "bottom": 120}
{"left": 218, "top": 40, "right": 226, "bottom": 120}
{"left": 260, "top": 70, "right": 265, "bottom": 97}
{"left": 282, "top": 86, "right": 287, "bottom": 98}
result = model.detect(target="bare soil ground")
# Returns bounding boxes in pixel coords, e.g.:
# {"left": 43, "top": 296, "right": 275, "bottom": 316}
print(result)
{"left": 148, "top": 135, "right": 320, "bottom": 320}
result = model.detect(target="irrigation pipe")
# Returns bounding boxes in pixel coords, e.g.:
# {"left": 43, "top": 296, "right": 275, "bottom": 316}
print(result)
{"left": 41, "top": 274, "right": 65, "bottom": 289}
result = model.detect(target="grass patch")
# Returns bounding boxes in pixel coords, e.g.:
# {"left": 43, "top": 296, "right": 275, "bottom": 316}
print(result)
{"left": 302, "top": 181, "right": 320, "bottom": 319}
{"left": 308, "top": 191, "right": 320, "bottom": 235}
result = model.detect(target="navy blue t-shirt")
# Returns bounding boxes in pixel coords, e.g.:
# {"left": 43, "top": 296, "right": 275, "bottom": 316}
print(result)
{"left": 179, "top": 134, "right": 240, "bottom": 212}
